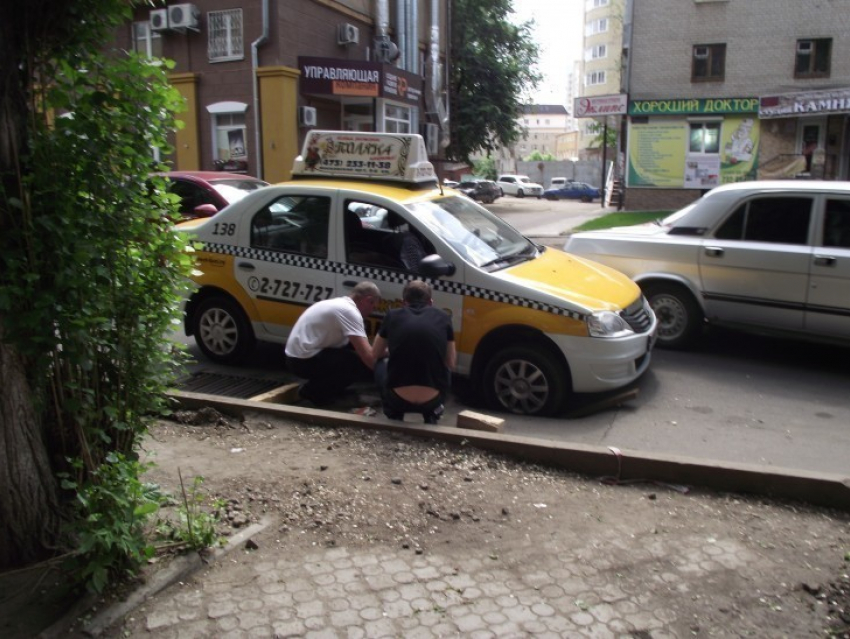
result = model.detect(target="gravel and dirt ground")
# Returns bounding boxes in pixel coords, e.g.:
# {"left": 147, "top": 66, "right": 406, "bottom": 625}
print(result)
{"left": 127, "top": 408, "right": 849, "bottom": 637}
{"left": 2, "top": 407, "right": 848, "bottom": 638}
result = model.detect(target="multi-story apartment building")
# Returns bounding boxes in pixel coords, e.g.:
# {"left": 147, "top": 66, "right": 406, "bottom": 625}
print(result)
{"left": 516, "top": 104, "right": 572, "bottom": 158}
{"left": 114, "top": 0, "right": 450, "bottom": 183}
{"left": 485, "top": 104, "right": 572, "bottom": 175}
{"left": 622, "top": 0, "right": 850, "bottom": 209}
{"left": 577, "top": 0, "right": 626, "bottom": 160}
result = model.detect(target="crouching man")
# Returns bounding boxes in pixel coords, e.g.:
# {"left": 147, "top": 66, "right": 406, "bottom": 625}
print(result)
{"left": 372, "top": 280, "right": 456, "bottom": 424}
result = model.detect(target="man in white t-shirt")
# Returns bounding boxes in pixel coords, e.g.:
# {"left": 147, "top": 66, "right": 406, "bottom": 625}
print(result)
{"left": 285, "top": 281, "right": 381, "bottom": 405}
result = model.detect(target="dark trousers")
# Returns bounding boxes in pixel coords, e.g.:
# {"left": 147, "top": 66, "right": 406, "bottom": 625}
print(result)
{"left": 374, "top": 358, "right": 445, "bottom": 421}
{"left": 286, "top": 346, "right": 371, "bottom": 405}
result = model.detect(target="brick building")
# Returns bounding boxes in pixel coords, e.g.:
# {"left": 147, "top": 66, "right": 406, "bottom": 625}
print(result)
{"left": 623, "top": 0, "right": 850, "bottom": 210}
{"left": 115, "top": 0, "right": 449, "bottom": 183}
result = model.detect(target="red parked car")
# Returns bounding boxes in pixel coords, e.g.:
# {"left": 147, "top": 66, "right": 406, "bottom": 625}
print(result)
{"left": 155, "top": 171, "right": 269, "bottom": 220}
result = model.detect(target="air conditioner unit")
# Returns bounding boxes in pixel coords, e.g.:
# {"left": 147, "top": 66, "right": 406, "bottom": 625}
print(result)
{"left": 298, "top": 106, "right": 317, "bottom": 128}
{"left": 337, "top": 23, "right": 360, "bottom": 46}
{"left": 693, "top": 46, "right": 709, "bottom": 59}
{"left": 168, "top": 3, "right": 200, "bottom": 31}
{"left": 149, "top": 8, "right": 169, "bottom": 31}
{"left": 424, "top": 123, "right": 439, "bottom": 156}
{"left": 797, "top": 41, "right": 813, "bottom": 54}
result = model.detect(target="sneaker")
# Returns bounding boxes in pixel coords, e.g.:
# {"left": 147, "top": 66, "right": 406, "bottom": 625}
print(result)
{"left": 383, "top": 407, "right": 404, "bottom": 421}
{"left": 297, "top": 384, "right": 328, "bottom": 407}
{"left": 423, "top": 404, "right": 444, "bottom": 425}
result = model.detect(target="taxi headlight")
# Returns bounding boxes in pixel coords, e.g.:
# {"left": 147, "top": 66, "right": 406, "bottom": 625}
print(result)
{"left": 587, "top": 311, "right": 633, "bottom": 338}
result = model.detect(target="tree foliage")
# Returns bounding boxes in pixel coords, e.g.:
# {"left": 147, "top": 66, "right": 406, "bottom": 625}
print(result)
{"left": 524, "top": 150, "right": 556, "bottom": 162}
{"left": 586, "top": 120, "right": 619, "bottom": 150}
{"left": 448, "top": 0, "right": 541, "bottom": 162}
{"left": 0, "top": 0, "right": 192, "bottom": 585}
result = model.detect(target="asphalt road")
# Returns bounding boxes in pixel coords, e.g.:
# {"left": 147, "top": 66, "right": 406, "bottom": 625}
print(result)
{"left": 176, "top": 195, "right": 850, "bottom": 477}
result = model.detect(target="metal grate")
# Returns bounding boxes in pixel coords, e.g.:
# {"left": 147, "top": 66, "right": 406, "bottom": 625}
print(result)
{"left": 175, "top": 372, "right": 285, "bottom": 399}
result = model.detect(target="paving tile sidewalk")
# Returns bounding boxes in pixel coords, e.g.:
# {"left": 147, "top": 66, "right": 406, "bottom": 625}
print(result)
{"left": 85, "top": 500, "right": 847, "bottom": 639}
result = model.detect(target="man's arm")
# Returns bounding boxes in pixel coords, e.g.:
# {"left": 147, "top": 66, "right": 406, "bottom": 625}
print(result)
{"left": 349, "top": 335, "right": 376, "bottom": 370}
{"left": 445, "top": 340, "right": 457, "bottom": 371}
{"left": 371, "top": 334, "right": 389, "bottom": 361}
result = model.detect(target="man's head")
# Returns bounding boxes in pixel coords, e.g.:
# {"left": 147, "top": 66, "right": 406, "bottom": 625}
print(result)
{"left": 402, "top": 280, "right": 432, "bottom": 307}
{"left": 350, "top": 281, "right": 381, "bottom": 317}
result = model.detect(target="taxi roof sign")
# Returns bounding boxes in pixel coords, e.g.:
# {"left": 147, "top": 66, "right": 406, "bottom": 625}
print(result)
{"left": 292, "top": 131, "right": 437, "bottom": 184}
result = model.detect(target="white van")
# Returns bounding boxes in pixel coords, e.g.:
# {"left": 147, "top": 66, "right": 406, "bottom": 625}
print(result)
{"left": 550, "top": 177, "right": 574, "bottom": 189}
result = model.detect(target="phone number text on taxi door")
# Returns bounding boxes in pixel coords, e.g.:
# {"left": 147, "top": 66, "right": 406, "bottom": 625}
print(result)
{"left": 248, "top": 277, "right": 333, "bottom": 304}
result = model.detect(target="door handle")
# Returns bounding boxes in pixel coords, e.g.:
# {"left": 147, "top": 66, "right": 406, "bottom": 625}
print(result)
{"left": 237, "top": 262, "right": 256, "bottom": 271}
{"left": 704, "top": 246, "right": 724, "bottom": 257}
{"left": 343, "top": 280, "right": 358, "bottom": 288}
{"left": 813, "top": 254, "right": 837, "bottom": 267}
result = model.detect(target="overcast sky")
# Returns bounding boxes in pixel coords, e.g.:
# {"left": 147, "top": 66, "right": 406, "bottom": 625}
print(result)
{"left": 510, "top": 0, "right": 583, "bottom": 106}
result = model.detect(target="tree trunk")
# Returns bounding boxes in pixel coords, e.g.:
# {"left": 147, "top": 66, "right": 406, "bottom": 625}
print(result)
{"left": 0, "top": 321, "right": 60, "bottom": 569}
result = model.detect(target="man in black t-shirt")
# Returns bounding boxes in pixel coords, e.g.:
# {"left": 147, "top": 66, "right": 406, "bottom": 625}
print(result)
{"left": 372, "top": 280, "right": 456, "bottom": 424}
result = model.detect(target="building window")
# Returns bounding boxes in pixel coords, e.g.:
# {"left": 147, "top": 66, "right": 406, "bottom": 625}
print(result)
{"left": 689, "top": 122, "right": 721, "bottom": 154}
{"left": 208, "top": 9, "right": 243, "bottom": 62}
{"left": 132, "top": 21, "right": 162, "bottom": 58}
{"left": 795, "top": 38, "right": 831, "bottom": 78}
{"left": 587, "top": 0, "right": 610, "bottom": 7}
{"left": 208, "top": 102, "right": 249, "bottom": 171}
{"left": 586, "top": 44, "right": 607, "bottom": 60}
{"left": 586, "top": 71, "right": 606, "bottom": 86}
{"left": 692, "top": 44, "right": 725, "bottom": 82}
{"left": 585, "top": 19, "right": 608, "bottom": 36}
{"left": 384, "top": 103, "right": 411, "bottom": 133}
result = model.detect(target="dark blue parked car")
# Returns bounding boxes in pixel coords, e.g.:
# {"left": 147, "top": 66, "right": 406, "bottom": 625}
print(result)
{"left": 543, "top": 182, "right": 600, "bottom": 202}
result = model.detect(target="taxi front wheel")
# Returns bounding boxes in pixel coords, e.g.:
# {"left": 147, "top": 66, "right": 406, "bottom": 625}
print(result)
{"left": 193, "top": 297, "right": 256, "bottom": 364}
{"left": 482, "top": 346, "right": 568, "bottom": 417}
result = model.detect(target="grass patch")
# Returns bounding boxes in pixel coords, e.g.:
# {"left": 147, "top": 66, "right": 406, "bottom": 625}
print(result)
{"left": 572, "top": 210, "right": 671, "bottom": 232}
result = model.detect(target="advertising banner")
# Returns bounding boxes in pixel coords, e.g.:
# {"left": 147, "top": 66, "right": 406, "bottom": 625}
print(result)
{"left": 293, "top": 131, "right": 436, "bottom": 183}
{"left": 628, "top": 116, "right": 759, "bottom": 188}
{"left": 574, "top": 94, "right": 628, "bottom": 118}
{"left": 628, "top": 122, "right": 687, "bottom": 187}
{"left": 299, "top": 57, "right": 422, "bottom": 106}
{"left": 759, "top": 88, "right": 850, "bottom": 119}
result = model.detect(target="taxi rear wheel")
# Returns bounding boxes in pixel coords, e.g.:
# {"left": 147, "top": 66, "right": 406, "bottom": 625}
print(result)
{"left": 642, "top": 282, "right": 703, "bottom": 349}
{"left": 193, "top": 297, "right": 256, "bottom": 364}
{"left": 482, "top": 346, "right": 568, "bottom": 416}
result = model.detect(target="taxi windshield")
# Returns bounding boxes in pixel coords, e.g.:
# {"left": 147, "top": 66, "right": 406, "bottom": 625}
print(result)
{"left": 408, "top": 196, "right": 537, "bottom": 269}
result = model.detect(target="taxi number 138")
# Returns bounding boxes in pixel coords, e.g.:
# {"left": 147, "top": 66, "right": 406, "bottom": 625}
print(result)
{"left": 249, "top": 277, "right": 333, "bottom": 303}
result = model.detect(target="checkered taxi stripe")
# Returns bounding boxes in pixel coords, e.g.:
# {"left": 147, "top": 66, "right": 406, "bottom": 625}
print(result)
{"left": 203, "top": 242, "right": 587, "bottom": 321}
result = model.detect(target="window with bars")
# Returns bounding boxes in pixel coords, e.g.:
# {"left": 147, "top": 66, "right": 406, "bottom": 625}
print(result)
{"left": 208, "top": 9, "right": 244, "bottom": 62}
{"left": 132, "top": 21, "right": 162, "bottom": 58}
{"left": 692, "top": 43, "right": 726, "bottom": 82}
{"left": 795, "top": 38, "right": 831, "bottom": 78}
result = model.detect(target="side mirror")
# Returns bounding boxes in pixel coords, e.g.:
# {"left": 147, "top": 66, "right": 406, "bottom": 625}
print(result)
{"left": 418, "top": 254, "right": 456, "bottom": 277}
{"left": 193, "top": 203, "right": 219, "bottom": 217}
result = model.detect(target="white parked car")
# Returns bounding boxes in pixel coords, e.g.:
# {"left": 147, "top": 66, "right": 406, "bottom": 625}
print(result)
{"left": 564, "top": 181, "right": 850, "bottom": 349}
{"left": 496, "top": 174, "right": 544, "bottom": 199}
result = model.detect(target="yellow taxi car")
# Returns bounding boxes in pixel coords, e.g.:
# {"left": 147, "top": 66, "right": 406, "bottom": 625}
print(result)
{"left": 178, "top": 131, "right": 657, "bottom": 416}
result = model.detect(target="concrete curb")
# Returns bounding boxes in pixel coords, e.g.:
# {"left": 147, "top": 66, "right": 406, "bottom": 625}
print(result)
{"left": 73, "top": 519, "right": 271, "bottom": 637}
{"left": 169, "top": 390, "right": 850, "bottom": 513}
